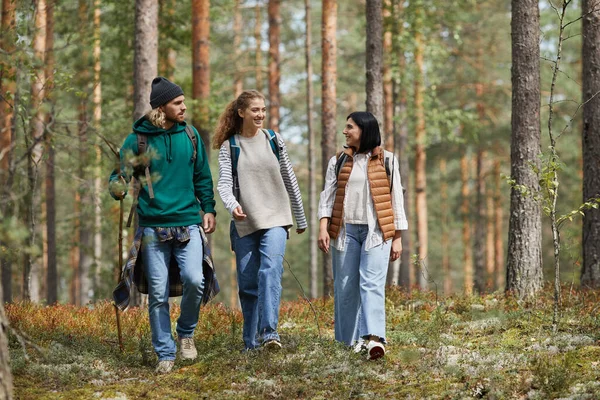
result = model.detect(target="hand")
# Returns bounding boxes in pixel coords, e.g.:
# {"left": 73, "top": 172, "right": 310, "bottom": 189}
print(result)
{"left": 109, "top": 176, "right": 127, "bottom": 200}
{"left": 232, "top": 206, "right": 247, "bottom": 221}
{"left": 296, "top": 228, "right": 306, "bottom": 234}
{"left": 203, "top": 213, "right": 216, "bottom": 234}
{"left": 318, "top": 228, "right": 330, "bottom": 254}
{"left": 390, "top": 236, "right": 402, "bottom": 261}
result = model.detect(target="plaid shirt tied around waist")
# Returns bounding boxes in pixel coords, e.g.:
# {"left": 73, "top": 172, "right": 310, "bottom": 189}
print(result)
{"left": 113, "top": 226, "right": 219, "bottom": 311}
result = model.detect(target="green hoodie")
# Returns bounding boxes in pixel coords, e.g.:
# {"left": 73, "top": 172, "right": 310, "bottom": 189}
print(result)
{"left": 109, "top": 117, "right": 216, "bottom": 227}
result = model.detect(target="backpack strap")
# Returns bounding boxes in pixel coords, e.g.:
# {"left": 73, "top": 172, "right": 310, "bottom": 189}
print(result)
{"left": 265, "top": 129, "right": 280, "bottom": 160}
{"left": 385, "top": 154, "right": 394, "bottom": 191}
{"left": 185, "top": 125, "right": 197, "bottom": 163}
{"left": 334, "top": 151, "right": 348, "bottom": 178}
{"left": 228, "top": 135, "right": 241, "bottom": 200}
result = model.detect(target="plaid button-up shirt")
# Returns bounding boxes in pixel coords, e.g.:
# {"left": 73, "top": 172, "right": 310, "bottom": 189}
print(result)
{"left": 113, "top": 226, "right": 219, "bottom": 311}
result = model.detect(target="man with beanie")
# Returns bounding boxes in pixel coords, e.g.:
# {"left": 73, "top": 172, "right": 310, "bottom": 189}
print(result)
{"left": 109, "top": 77, "right": 216, "bottom": 374}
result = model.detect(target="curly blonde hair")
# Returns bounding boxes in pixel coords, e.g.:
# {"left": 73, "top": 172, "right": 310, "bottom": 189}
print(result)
{"left": 212, "top": 90, "right": 265, "bottom": 149}
{"left": 146, "top": 107, "right": 166, "bottom": 129}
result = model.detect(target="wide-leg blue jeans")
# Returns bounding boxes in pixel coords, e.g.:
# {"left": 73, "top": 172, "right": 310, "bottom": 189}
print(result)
{"left": 142, "top": 225, "right": 204, "bottom": 361}
{"left": 331, "top": 224, "right": 390, "bottom": 346}
{"left": 231, "top": 222, "right": 287, "bottom": 349}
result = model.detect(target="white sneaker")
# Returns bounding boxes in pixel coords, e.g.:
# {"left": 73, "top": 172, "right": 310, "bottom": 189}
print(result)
{"left": 155, "top": 360, "right": 174, "bottom": 374}
{"left": 367, "top": 340, "right": 385, "bottom": 360}
{"left": 353, "top": 338, "right": 367, "bottom": 354}
{"left": 178, "top": 337, "right": 198, "bottom": 360}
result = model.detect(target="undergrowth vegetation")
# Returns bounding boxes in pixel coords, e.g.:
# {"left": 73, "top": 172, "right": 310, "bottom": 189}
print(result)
{"left": 7, "top": 285, "right": 600, "bottom": 399}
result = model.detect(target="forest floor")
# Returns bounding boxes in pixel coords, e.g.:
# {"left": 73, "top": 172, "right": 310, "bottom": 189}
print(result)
{"left": 6, "top": 285, "right": 600, "bottom": 399}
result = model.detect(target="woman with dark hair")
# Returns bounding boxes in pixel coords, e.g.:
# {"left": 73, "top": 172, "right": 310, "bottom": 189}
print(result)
{"left": 318, "top": 111, "right": 407, "bottom": 360}
{"left": 214, "top": 90, "right": 307, "bottom": 351}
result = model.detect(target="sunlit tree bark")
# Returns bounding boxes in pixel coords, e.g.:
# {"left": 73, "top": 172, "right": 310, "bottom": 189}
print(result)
{"left": 321, "top": 0, "right": 337, "bottom": 296}
{"left": 267, "top": 0, "right": 281, "bottom": 132}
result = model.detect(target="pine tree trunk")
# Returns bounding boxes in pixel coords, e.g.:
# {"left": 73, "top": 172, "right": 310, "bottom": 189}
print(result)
{"left": 77, "top": 0, "right": 92, "bottom": 305}
{"left": 461, "top": 150, "right": 473, "bottom": 295}
{"left": 581, "top": 0, "right": 600, "bottom": 288}
{"left": 440, "top": 157, "right": 451, "bottom": 295}
{"left": 394, "top": 0, "right": 411, "bottom": 290}
{"left": 192, "top": 0, "right": 211, "bottom": 151}
{"left": 45, "top": 0, "right": 56, "bottom": 304}
{"left": 494, "top": 160, "right": 505, "bottom": 290}
{"left": 25, "top": 0, "right": 47, "bottom": 302}
{"left": 92, "top": 0, "right": 103, "bottom": 297}
{"left": 305, "top": 0, "right": 318, "bottom": 298}
{"left": 506, "top": 0, "right": 543, "bottom": 298}
{"left": 268, "top": 0, "right": 281, "bottom": 132}
{"left": 414, "top": 18, "right": 428, "bottom": 289}
{"left": 233, "top": 0, "right": 243, "bottom": 97}
{"left": 382, "top": 0, "right": 394, "bottom": 153}
{"left": 0, "top": 274, "right": 12, "bottom": 399}
{"left": 473, "top": 149, "right": 486, "bottom": 293}
{"left": 321, "top": 0, "right": 337, "bottom": 297}
{"left": 255, "top": 4, "right": 263, "bottom": 93}
{"left": 158, "top": 0, "right": 176, "bottom": 81}
{"left": 486, "top": 182, "right": 495, "bottom": 291}
{"left": 0, "top": 0, "right": 15, "bottom": 177}
{"left": 133, "top": 0, "right": 158, "bottom": 120}
{"left": 1, "top": 0, "right": 17, "bottom": 304}
{"left": 365, "top": 0, "right": 383, "bottom": 126}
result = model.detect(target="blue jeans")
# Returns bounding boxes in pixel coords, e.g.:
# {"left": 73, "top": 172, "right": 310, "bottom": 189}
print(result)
{"left": 230, "top": 223, "right": 287, "bottom": 349}
{"left": 331, "top": 224, "right": 390, "bottom": 346}
{"left": 142, "top": 225, "right": 204, "bottom": 361}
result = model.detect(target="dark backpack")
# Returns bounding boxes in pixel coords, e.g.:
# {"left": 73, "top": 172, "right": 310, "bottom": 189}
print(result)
{"left": 126, "top": 125, "right": 197, "bottom": 227}
{"left": 334, "top": 151, "right": 395, "bottom": 190}
{"left": 228, "top": 129, "right": 280, "bottom": 200}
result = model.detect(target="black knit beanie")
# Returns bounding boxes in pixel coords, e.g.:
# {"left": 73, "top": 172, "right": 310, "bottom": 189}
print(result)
{"left": 150, "top": 77, "right": 184, "bottom": 109}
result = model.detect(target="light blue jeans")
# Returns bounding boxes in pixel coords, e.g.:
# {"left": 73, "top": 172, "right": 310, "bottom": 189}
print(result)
{"left": 331, "top": 224, "right": 391, "bottom": 346}
{"left": 230, "top": 222, "right": 287, "bottom": 349}
{"left": 142, "top": 225, "right": 204, "bottom": 361}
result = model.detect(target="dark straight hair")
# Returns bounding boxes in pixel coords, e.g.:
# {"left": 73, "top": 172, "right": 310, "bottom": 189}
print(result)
{"left": 347, "top": 111, "right": 381, "bottom": 153}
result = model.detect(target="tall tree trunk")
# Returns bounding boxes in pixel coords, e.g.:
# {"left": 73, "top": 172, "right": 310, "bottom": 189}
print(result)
{"left": 305, "top": 0, "right": 318, "bottom": 298}
{"left": 133, "top": 0, "right": 158, "bottom": 120}
{"left": 267, "top": 0, "right": 281, "bottom": 132}
{"left": 45, "top": 0, "right": 57, "bottom": 304}
{"left": 461, "top": 150, "right": 473, "bottom": 295}
{"left": 158, "top": 0, "right": 176, "bottom": 81}
{"left": 25, "top": 0, "right": 47, "bottom": 302}
{"left": 0, "top": 273, "right": 12, "bottom": 399}
{"left": 77, "top": 0, "right": 92, "bottom": 306}
{"left": 233, "top": 0, "right": 243, "bottom": 97}
{"left": 440, "top": 157, "right": 451, "bottom": 295}
{"left": 413, "top": 14, "right": 428, "bottom": 289}
{"left": 321, "top": 0, "right": 337, "bottom": 296}
{"left": 494, "top": 160, "right": 504, "bottom": 290}
{"left": 393, "top": 0, "right": 411, "bottom": 290}
{"left": 473, "top": 148, "right": 486, "bottom": 293}
{"left": 486, "top": 181, "right": 495, "bottom": 291}
{"left": 0, "top": 0, "right": 15, "bottom": 177}
{"left": 192, "top": 0, "right": 211, "bottom": 151}
{"left": 506, "top": 0, "right": 543, "bottom": 298}
{"left": 365, "top": 0, "right": 383, "bottom": 126}
{"left": 0, "top": 0, "right": 17, "bottom": 304}
{"left": 255, "top": 3, "right": 263, "bottom": 93}
{"left": 581, "top": 0, "right": 600, "bottom": 288}
{"left": 92, "top": 0, "right": 103, "bottom": 298}
{"left": 382, "top": 0, "right": 394, "bottom": 153}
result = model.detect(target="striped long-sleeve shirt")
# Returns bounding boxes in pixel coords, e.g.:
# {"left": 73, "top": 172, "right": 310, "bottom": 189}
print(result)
{"left": 217, "top": 130, "right": 307, "bottom": 235}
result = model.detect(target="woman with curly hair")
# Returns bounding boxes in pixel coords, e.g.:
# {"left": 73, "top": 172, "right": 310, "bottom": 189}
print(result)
{"left": 213, "top": 90, "right": 307, "bottom": 351}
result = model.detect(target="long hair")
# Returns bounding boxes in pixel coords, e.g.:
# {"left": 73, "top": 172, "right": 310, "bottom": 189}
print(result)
{"left": 146, "top": 108, "right": 166, "bottom": 129}
{"left": 347, "top": 111, "right": 381, "bottom": 153}
{"left": 212, "top": 90, "right": 266, "bottom": 149}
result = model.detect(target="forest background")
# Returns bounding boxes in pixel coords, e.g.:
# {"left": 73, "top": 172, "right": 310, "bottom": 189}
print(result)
{"left": 0, "top": 0, "right": 593, "bottom": 309}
